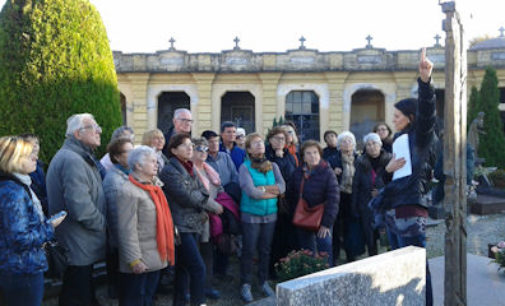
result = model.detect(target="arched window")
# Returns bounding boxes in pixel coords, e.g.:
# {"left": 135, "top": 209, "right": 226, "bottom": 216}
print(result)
{"left": 350, "top": 89, "right": 385, "bottom": 148}
{"left": 285, "top": 91, "right": 319, "bottom": 142}
{"left": 221, "top": 91, "right": 255, "bottom": 134}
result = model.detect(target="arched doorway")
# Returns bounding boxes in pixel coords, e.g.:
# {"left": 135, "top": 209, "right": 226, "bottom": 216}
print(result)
{"left": 221, "top": 91, "right": 255, "bottom": 134}
{"left": 285, "top": 91, "right": 320, "bottom": 142}
{"left": 157, "top": 92, "right": 190, "bottom": 134}
{"left": 120, "top": 92, "right": 127, "bottom": 125}
{"left": 350, "top": 89, "right": 385, "bottom": 148}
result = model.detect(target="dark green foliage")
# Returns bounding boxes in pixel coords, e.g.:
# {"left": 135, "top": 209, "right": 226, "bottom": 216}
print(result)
{"left": 274, "top": 249, "right": 329, "bottom": 282}
{"left": 0, "top": 0, "right": 121, "bottom": 162}
{"left": 476, "top": 68, "right": 505, "bottom": 168}
{"left": 467, "top": 86, "right": 480, "bottom": 126}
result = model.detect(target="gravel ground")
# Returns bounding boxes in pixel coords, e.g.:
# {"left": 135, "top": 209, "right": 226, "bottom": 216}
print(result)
{"left": 42, "top": 212, "right": 505, "bottom": 306}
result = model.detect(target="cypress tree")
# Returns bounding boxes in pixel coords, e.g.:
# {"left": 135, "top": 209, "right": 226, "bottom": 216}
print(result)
{"left": 0, "top": 0, "right": 121, "bottom": 162}
{"left": 477, "top": 67, "right": 505, "bottom": 168}
{"left": 467, "top": 86, "right": 480, "bottom": 127}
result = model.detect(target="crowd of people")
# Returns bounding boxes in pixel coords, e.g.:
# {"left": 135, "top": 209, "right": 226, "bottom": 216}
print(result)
{"left": 0, "top": 50, "right": 435, "bottom": 306}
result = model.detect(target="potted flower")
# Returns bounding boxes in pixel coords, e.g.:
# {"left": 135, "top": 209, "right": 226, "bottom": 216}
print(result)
{"left": 274, "top": 249, "right": 330, "bottom": 282}
{"left": 490, "top": 241, "right": 505, "bottom": 271}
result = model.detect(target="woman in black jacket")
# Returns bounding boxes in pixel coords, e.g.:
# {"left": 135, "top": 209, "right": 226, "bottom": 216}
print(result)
{"left": 159, "top": 134, "right": 223, "bottom": 306}
{"left": 351, "top": 133, "right": 392, "bottom": 256}
{"left": 327, "top": 131, "right": 363, "bottom": 263}
{"left": 380, "top": 48, "right": 435, "bottom": 305}
{"left": 286, "top": 140, "right": 339, "bottom": 265}
{"left": 265, "top": 127, "right": 297, "bottom": 276}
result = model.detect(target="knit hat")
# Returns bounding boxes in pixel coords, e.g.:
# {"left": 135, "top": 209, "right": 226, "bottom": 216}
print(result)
{"left": 394, "top": 98, "right": 417, "bottom": 119}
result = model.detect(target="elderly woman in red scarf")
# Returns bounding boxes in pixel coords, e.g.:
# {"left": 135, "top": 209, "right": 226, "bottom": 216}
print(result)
{"left": 116, "top": 145, "right": 174, "bottom": 306}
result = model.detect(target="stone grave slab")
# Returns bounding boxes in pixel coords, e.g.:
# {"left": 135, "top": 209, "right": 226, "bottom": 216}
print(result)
{"left": 429, "top": 253, "right": 505, "bottom": 306}
{"left": 276, "top": 246, "right": 425, "bottom": 306}
{"left": 470, "top": 194, "right": 505, "bottom": 215}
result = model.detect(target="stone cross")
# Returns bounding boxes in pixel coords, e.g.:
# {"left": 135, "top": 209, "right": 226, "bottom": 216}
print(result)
{"left": 499, "top": 26, "right": 505, "bottom": 37}
{"left": 434, "top": 34, "right": 442, "bottom": 47}
{"left": 299, "top": 36, "right": 306, "bottom": 50}
{"left": 366, "top": 35, "right": 373, "bottom": 48}
{"left": 169, "top": 37, "right": 176, "bottom": 51}
{"left": 233, "top": 36, "right": 240, "bottom": 50}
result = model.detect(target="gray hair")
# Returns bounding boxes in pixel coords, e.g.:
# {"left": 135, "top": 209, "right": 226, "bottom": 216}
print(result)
{"left": 111, "top": 126, "right": 134, "bottom": 141}
{"left": 128, "top": 145, "right": 156, "bottom": 170}
{"left": 66, "top": 113, "right": 95, "bottom": 137}
{"left": 363, "top": 133, "right": 382, "bottom": 147}
{"left": 337, "top": 131, "right": 356, "bottom": 150}
{"left": 173, "top": 108, "right": 191, "bottom": 119}
{"left": 192, "top": 137, "right": 208, "bottom": 147}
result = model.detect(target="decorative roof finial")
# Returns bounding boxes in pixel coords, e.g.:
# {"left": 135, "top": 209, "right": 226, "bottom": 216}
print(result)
{"left": 169, "top": 37, "right": 176, "bottom": 51}
{"left": 434, "top": 34, "right": 442, "bottom": 47}
{"left": 499, "top": 26, "right": 505, "bottom": 38}
{"left": 366, "top": 35, "right": 373, "bottom": 49}
{"left": 299, "top": 36, "right": 306, "bottom": 50}
{"left": 233, "top": 36, "right": 240, "bottom": 50}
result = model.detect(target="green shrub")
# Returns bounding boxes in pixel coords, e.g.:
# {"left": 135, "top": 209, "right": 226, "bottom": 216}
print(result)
{"left": 0, "top": 0, "right": 121, "bottom": 163}
{"left": 274, "top": 249, "right": 329, "bottom": 282}
{"left": 476, "top": 68, "right": 505, "bottom": 168}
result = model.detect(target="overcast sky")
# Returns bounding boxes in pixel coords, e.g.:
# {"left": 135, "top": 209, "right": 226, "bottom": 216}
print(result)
{"left": 1, "top": 0, "right": 504, "bottom": 53}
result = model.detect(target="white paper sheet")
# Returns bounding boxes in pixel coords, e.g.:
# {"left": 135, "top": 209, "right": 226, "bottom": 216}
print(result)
{"left": 392, "top": 134, "right": 412, "bottom": 180}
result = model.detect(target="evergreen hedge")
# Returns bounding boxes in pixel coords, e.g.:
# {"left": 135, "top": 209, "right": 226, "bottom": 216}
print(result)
{"left": 0, "top": 0, "right": 121, "bottom": 162}
{"left": 474, "top": 67, "right": 505, "bottom": 168}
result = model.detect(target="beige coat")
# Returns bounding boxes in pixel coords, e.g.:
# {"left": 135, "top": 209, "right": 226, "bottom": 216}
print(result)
{"left": 117, "top": 175, "right": 168, "bottom": 273}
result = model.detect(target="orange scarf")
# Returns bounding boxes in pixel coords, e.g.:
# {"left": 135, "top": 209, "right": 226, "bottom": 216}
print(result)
{"left": 129, "top": 175, "right": 175, "bottom": 266}
{"left": 287, "top": 144, "right": 299, "bottom": 167}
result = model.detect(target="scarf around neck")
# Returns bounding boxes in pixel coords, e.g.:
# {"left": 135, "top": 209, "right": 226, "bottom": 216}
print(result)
{"left": 341, "top": 152, "right": 355, "bottom": 194}
{"left": 128, "top": 175, "right": 175, "bottom": 265}
{"left": 194, "top": 162, "right": 221, "bottom": 191}
{"left": 13, "top": 172, "right": 45, "bottom": 222}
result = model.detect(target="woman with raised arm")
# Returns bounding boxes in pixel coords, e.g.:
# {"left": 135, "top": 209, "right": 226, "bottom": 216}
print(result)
{"left": 380, "top": 48, "right": 435, "bottom": 305}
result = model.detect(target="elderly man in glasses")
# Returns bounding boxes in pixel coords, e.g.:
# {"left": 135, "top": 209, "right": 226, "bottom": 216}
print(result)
{"left": 162, "top": 108, "right": 193, "bottom": 156}
{"left": 46, "top": 113, "right": 107, "bottom": 305}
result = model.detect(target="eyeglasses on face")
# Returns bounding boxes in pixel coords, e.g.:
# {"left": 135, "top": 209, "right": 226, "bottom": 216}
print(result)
{"left": 272, "top": 136, "right": 286, "bottom": 142}
{"left": 195, "top": 146, "right": 209, "bottom": 153}
{"left": 177, "top": 118, "right": 194, "bottom": 123}
{"left": 80, "top": 124, "right": 102, "bottom": 133}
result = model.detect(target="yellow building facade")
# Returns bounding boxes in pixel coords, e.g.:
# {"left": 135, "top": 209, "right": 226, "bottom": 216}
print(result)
{"left": 114, "top": 35, "right": 505, "bottom": 143}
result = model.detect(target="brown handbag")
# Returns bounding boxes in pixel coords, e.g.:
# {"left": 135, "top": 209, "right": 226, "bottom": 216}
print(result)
{"left": 292, "top": 177, "right": 325, "bottom": 232}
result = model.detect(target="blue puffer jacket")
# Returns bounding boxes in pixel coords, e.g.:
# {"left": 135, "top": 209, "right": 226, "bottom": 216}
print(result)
{"left": 382, "top": 78, "right": 437, "bottom": 210}
{"left": 0, "top": 172, "right": 54, "bottom": 275}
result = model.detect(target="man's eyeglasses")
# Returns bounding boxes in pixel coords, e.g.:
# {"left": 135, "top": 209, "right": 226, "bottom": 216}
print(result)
{"left": 195, "top": 146, "right": 209, "bottom": 153}
{"left": 177, "top": 118, "right": 194, "bottom": 124}
{"left": 80, "top": 124, "right": 102, "bottom": 133}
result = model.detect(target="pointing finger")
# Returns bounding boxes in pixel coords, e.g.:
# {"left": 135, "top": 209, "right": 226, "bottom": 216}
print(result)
{"left": 421, "top": 47, "right": 426, "bottom": 61}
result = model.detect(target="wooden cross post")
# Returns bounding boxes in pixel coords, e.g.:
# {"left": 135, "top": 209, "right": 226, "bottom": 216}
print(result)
{"left": 441, "top": 1, "right": 467, "bottom": 305}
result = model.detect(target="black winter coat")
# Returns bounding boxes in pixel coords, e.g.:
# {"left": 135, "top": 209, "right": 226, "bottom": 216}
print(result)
{"left": 159, "top": 157, "right": 209, "bottom": 233}
{"left": 323, "top": 146, "right": 339, "bottom": 161}
{"left": 351, "top": 150, "right": 392, "bottom": 215}
{"left": 382, "top": 78, "right": 437, "bottom": 210}
{"left": 265, "top": 145, "right": 296, "bottom": 185}
{"left": 286, "top": 161, "right": 340, "bottom": 228}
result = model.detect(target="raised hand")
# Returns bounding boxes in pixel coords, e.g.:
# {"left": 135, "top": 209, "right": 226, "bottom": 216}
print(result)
{"left": 419, "top": 47, "right": 433, "bottom": 83}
